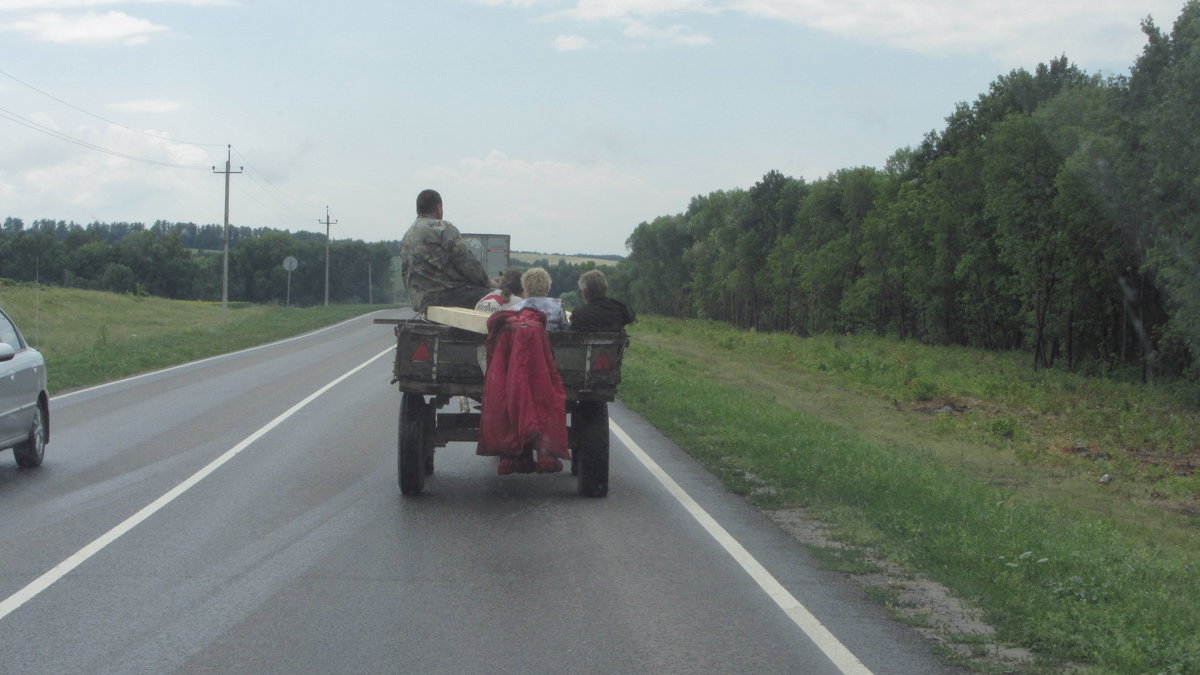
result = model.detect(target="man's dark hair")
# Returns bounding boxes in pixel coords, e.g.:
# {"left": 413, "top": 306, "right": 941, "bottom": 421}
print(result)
{"left": 416, "top": 189, "right": 442, "bottom": 216}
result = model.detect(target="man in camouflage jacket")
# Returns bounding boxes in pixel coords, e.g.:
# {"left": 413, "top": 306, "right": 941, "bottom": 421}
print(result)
{"left": 400, "top": 189, "right": 494, "bottom": 313}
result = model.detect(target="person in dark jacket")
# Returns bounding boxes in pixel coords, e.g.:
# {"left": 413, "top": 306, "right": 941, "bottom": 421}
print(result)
{"left": 569, "top": 269, "right": 636, "bottom": 332}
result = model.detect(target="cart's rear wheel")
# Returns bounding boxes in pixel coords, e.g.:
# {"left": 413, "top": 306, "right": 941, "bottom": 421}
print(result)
{"left": 568, "top": 402, "right": 580, "bottom": 476}
{"left": 574, "top": 401, "right": 609, "bottom": 498}
{"left": 399, "top": 393, "right": 428, "bottom": 496}
{"left": 423, "top": 400, "right": 436, "bottom": 476}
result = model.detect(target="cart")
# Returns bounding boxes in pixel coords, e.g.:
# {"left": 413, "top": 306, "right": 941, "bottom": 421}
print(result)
{"left": 377, "top": 316, "right": 627, "bottom": 498}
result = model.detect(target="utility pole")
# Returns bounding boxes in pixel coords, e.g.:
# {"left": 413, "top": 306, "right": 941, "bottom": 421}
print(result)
{"left": 320, "top": 205, "right": 337, "bottom": 306}
{"left": 213, "top": 145, "right": 242, "bottom": 319}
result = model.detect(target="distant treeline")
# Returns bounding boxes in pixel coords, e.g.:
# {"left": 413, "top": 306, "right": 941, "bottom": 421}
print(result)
{"left": 612, "top": 3, "right": 1200, "bottom": 378}
{"left": 0, "top": 219, "right": 396, "bottom": 306}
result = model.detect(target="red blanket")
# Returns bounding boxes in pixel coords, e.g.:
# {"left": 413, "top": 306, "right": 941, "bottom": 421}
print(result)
{"left": 476, "top": 309, "right": 569, "bottom": 460}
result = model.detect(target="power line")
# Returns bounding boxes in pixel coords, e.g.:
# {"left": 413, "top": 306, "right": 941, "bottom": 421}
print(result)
{"left": 0, "top": 106, "right": 211, "bottom": 170}
{"left": 0, "top": 67, "right": 225, "bottom": 148}
{"left": 0, "top": 69, "right": 333, "bottom": 227}
{"left": 232, "top": 181, "right": 310, "bottom": 222}
{"left": 231, "top": 148, "right": 324, "bottom": 211}
{"left": 0, "top": 106, "right": 323, "bottom": 221}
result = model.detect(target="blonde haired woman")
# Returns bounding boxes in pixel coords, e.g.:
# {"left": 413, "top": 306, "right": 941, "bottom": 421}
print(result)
{"left": 510, "top": 267, "right": 569, "bottom": 330}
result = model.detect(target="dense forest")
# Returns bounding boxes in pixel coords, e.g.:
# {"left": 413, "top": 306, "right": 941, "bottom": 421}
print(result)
{"left": 611, "top": 2, "right": 1200, "bottom": 379}
{"left": 0, "top": 219, "right": 395, "bottom": 306}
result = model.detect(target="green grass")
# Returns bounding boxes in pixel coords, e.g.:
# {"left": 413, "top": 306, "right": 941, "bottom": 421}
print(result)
{"left": 808, "top": 545, "right": 881, "bottom": 575}
{"left": 621, "top": 316, "right": 1200, "bottom": 673}
{"left": 0, "top": 281, "right": 384, "bottom": 391}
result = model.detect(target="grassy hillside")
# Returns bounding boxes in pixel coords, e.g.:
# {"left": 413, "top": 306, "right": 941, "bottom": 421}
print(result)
{"left": 0, "top": 281, "right": 383, "bottom": 392}
{"left": 622, "top": 317, "right": 1200, "bottom": 672}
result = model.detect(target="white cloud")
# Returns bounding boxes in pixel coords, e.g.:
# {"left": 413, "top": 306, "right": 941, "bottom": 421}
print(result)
{"left": 552, "top": 0, "right": 717, "bottom": 47}
{"left": 554, "top": 33, "right": 594, "bottom": 50}
{"left": 621, "top": 18, "right": 712, "bottom": 45}
{"left": 423, "top": 149, "right": 645, "bottom": 193}
{"left": 471, "top": 0, "right": 557, "bottom": 7}
{"left": 728, "top": 0, "right": 1183, "bottom": 65}
{"left": 491, "top": 0, "right": 1184, "bottom": 64}
{"left": 482, "top": 0, "right": 718, "bottom": 48}
{"left": 559, "top": 0, "right": 717, "bottom": 21}
{"left": 414, "top": 150, "right": 665, "bottom": 254}
{"left": 0, "top": 119, "right": 215, "bottom": 225}
{"left": 107, "top": 99, "right": 181, "bottom": 113}
{"left": 1, "top": 10, "right": 168, "bottom": 45}
{"left": 0, "top": 1, "right": 233, "bottom": 9}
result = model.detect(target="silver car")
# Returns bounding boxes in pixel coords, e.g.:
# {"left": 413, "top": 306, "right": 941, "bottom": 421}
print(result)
{"left": 0, "top": 307, "right": 48, "bottom": 467}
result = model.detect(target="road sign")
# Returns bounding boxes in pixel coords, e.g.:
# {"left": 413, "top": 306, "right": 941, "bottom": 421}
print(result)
{"left": 283, "top": 256, "right": 298, "bottom": 306}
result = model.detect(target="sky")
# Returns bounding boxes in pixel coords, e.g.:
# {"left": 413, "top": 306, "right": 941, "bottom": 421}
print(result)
{"left": 0, "top": 0, "right": 1189, "bottom": 256}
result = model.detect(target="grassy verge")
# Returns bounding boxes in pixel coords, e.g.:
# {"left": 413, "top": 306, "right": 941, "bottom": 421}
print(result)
{"left": 621, "top": 316, "right": 1199, "bottom": 673}
{"left": 0, "top": 281, "right": 384, "bottom": 392}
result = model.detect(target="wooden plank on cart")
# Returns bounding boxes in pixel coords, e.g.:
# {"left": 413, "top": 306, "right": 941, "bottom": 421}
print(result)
{"left": 426, "top": 306, "right": 490, "bottom": 334}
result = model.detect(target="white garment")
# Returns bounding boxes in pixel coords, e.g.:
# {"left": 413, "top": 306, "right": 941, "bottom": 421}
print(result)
{"left": 511, "top": 296, "right": 569, "bottom": 330}
{"left": 475, "top": 292, "right": 524, "bottom": 314}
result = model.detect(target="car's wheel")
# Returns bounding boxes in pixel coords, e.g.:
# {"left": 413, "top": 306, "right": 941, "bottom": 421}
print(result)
{"left": 398, "top": 393, "right": 427, "bottom": 496}
{"left": 574, "top": 401, "right": 609, "bottom": 498}
{"left": 13, "top": 404, "right": 46, "bottom": 469}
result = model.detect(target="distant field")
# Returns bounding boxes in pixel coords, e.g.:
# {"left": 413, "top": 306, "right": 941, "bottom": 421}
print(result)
{"left": 510, "top": 252, "right": 620, "bottom": 267}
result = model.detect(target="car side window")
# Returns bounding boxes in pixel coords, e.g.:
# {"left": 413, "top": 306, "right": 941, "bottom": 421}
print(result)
{"left": 0, "top": 314, "right": 22, "bottom": 350}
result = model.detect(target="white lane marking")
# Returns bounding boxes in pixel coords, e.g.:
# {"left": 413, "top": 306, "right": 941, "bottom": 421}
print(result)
{"left": 52, "top": 310, "right": 396, "bottom": 401}
{"left": 611, "top": 421, "right": 873, "bottom": 675}
{"left": 0, "top": 346, "right": 394, "bottom": 622}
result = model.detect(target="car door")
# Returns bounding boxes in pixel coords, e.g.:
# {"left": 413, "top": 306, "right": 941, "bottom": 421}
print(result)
{"left": 0, "top": 311, "right": 31, "bottom": 443}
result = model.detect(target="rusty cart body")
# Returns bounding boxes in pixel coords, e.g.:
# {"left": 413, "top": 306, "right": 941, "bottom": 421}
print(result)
{"left": 378, "top": 317, "right": 626, "bottom": 497}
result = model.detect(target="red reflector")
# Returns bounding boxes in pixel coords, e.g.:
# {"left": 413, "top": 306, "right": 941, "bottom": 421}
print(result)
{"left": 592, "top": 353, "right": 611, "bottom": 372}
{"left": 411, "top": 342, "right": 432, "bottom": 362}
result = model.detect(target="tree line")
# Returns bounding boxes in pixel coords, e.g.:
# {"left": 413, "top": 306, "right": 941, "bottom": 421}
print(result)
{"left": 611, "top": 2, "right": 1200, "bottom": 379}
{"left": 0, "top": 218, "right": 395, "bottom": 307}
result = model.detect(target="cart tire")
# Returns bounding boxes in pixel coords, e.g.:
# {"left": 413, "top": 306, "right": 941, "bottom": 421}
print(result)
{"left": 423, "top": 401, "right": 436, "bottom": 476}
{"left": 399, "top": 393, "right": 427, "bottom": 496}
{"left": 574, "top": 401, "right": 609, "bottom": 498}
{"left": 568, "top": 403, "right": 580, "bottom": 476}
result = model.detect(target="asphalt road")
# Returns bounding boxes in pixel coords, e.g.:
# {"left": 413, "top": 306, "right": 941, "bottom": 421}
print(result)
{"left": 0, "top": 310, "right": 961, "bottom": 674}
